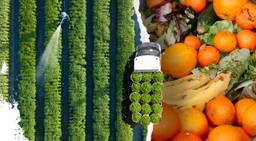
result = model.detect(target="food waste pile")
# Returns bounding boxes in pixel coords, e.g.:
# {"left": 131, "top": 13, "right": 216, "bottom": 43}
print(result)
{"left": 142, "top": 0, "right": 256, "bottom": 140}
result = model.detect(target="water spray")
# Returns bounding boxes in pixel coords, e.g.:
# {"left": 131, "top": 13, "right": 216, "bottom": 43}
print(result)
{"left": 60, "top": 12, "right": 70, "bottom": 25}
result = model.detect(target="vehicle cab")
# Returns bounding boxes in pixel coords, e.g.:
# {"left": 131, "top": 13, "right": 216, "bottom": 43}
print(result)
{"left": 134, "top": 42, "right": 161, "bottom": 72}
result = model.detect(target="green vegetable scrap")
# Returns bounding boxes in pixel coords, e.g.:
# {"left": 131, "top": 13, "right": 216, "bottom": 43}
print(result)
{"left": 198, "top": 20, "right": 240, "bottom": 45}
{"left": 219, "top": 49, "right": 250, "bottom": 89}
{"left": 197, "top": 4, "right": 218, "bottom": 34}
{"left": 243, "top": 52, "right": 256, "bottom": 81}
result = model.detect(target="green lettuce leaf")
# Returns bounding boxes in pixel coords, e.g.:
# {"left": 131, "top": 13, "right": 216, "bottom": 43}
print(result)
{"left": 198, "top": 20, "right": 240, "bottom": 45}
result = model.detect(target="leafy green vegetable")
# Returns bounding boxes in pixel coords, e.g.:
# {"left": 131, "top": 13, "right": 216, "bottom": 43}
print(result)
{"left": 152, "top": 104, "right": 162, "bottom": 113}
{"left": 198, "top": 20, "right": 239, "bottom": 45}
{"left": 153, "top": 72, "right": 164, "bottom": 82}
{"left": 140, "top": 94, "right": 151, "bottom": 104}
{"left": 129, "top": 102, "right": 141, "bottom": 113}
{"left": 219, "top": 49, "right": 250, "bottom": 89}
{"left": 141, "top": 82, "right": 152, "bottom": 94}
{"left": 151, "top": 94, "right": 162, "bottom": 104}
{"left": 152, "top": 82, "right": 163, "bottom": 93}
{"left": 132, "top": 113, "right": 142, "bottom": 123}
{"left": 131, "top": 72, "right": 142, "bottom": 82}
{"left": 141, "top": 104, "right": 152, "bottom": 114}
{"left": 142, "top": 72, "right": 152, "bottom": 82}
{"left": 140, "top": 115, "right": 151, "bottom": 126}
{"left": 131, "top": 83, "right": 141, "bottom": 92}
{"left": 129, "top": 92, "right": 141, "bottom": 102}
{"left": 242, "top": 52, "right": 256, "bottom": 80}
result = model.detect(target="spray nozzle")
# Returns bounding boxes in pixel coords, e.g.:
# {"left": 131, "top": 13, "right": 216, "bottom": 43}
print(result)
{"left": 60, "top": 12, "right": 70, "bottom": 25}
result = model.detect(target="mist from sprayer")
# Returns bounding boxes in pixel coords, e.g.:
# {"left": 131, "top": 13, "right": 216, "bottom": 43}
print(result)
{"left": 37, "top": 12, "right": 69, "bottom": 83}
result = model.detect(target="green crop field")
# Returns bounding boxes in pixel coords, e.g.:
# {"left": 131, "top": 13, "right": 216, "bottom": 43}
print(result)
{"left": 0, "top": 0, "right": 142, "bottom": 140}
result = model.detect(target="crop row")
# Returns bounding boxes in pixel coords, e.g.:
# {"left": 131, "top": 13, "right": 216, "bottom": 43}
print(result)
{"left": 18, "top": 0, "right": 37, "bottom": 140}
{"left": 115, "top": 0, "right": 135, "bottom": 140}
{"left": 44, "top": 0, "right": 62, "bottom": 140}
{"left": 68, "top": 0, "right": 87, "bottom": 140}
{"left": 0, "top": 0, "right": 10, "bottom": 100}
{"left": 92, "top": 0, "right": 111, "bottom": 140}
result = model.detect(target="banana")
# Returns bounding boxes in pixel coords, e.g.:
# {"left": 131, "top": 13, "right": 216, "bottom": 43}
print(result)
{"left": 163, "top": 72, "right": 232, "bottom": 111}
{"left": 163, "top": 73, "right": 211, "bottom": 100}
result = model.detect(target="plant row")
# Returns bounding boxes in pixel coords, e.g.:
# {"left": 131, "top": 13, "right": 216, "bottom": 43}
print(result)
{"left": 67, "top": 0, "right": 87, "bottom": 140}
{"left": 92, "top": 0, "right": 111, "bottom": 140}
{"left": 115, "top": 0, "right": 135, "bottom": 140}
{"left": 44, "top": 0, "right": 62, "bottom": 140}
{"left": 18, "top": 0, "right": 37, "bottom": 140}
{"left": 130, "top": 72, "right": 163, "bottom": 126}
{"left": 0, "top": 0, "right": 10, "bottom": 100}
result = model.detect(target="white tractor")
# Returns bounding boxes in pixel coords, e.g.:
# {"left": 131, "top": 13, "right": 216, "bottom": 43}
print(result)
{"left": 134, "top": 42, "right": 161, "bottom": 72}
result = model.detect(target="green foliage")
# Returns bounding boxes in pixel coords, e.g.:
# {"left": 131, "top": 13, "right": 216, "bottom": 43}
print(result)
{"left": 153, "top": 72, "right": 164, "bottom": 82}
{"left": 140, "top": 94, "right": 151, "bottom": 104}
{"left": 140, "top": 114, "right": 150, "bottom": 126}
{"left": 132, "top": 113, "right": 142, "bottom": 123}
{"left": 18, "top": 0, "right": 37, "bottom": 140}
{"left": 68, "top": 0, "right": 86, "bottom": 140}
{"left": 92, "top": 0, "right": 110, "bottom": 140}
{"left": 131, "top": 83, "right": 141, "bottom": 92}
{"left": 151, "top": 94, "right": 162, "bottom": 104}
{"left": 44, "top": 0, "right": 62, "bottom": 140}
{"left": 129, "top": 92, "right": 141, "bottom": 102}
{"left": 131, "top": 72, "right": 142, "bottom": 82}
{"left": 141, "top": 82, "right": 152, "bottom": 94}
{"left": 142, "top": 72, "right": 152, "bottom": 82}
{"left": 152, "top": 82, "right": 163, "bottom": 93}
{"left": 129, "top": 102, "right": 141, "bottom": 113}
{"left": 141, "top": 104, "right": 152, "bottom": 114}
{"left": 152, "top": 104, "right": 162, "bottom": 113}
{"left": 150, "top": 113, "right": 161, "bottom": 123}
{"left": 115, "top": 0, "right": 135, "bottom": 140}
{"left": 0, "top": 0, "right": 10, "bottom": 100}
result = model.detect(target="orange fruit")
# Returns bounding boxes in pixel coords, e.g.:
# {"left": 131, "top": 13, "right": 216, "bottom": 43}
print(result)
{"left": 206, "top": 96, "right": 235, "bottom": 125}
{"left": 178, "top": 108, "right": 209, "bottom": 138}
{"left": 184, "top": 35, "right": 202, "bottom": 50}
{"left": 242, "top": 103, "right": 256, "bottom": 136}
{"left": 237, "top": 30, "right": 256, "bottom": 51}
{"left": 173, "top": 131, "right": 202, "bottom": 141}
{"left": 161, "top": 43, "right": 197, "bottom": 78}
{"left": 236, "top": 127, "right": 252, "bottom": 141}
{"left": 185, "top": 0, "right": 207, "bottom": 13}
{"left": 146, "top": 0, "right": 166, "bottom": 8}
{"left": 198, "top": 46, "right": 220, "bottom": 67}
{"left": 208, "top": 125, "right": 243, "bottom": 141}
{"left": 214, "top": 31, "right": 237, "bottom": 53}
{"left": 235, "top": 98, "right": 256, "bottom": 125}
{"left": 213, "top": 0, "right": 248, "bottom": 20}
{"left": 152, "top": 103, "right": 180, "bottom": 141}
{"left": 236, "top": 2, "right": 256, "bottom": 30}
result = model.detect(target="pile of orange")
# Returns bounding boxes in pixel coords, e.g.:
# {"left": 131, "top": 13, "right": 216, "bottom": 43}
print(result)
{"left": 161, "top": 30, "right": 256, "bottom": 78}
{"left": 152, "top": 96, "right": 256, "bottom": 141}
